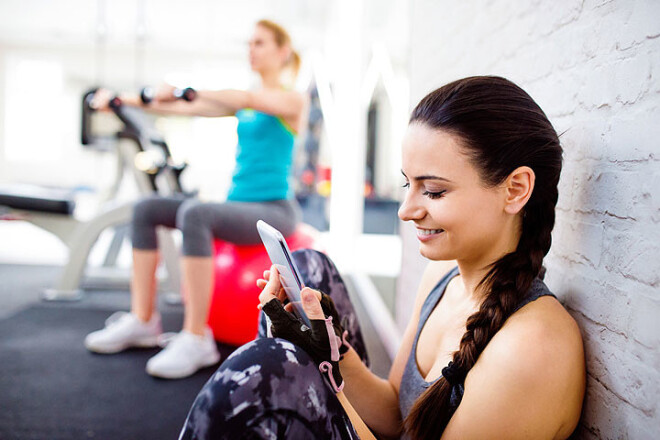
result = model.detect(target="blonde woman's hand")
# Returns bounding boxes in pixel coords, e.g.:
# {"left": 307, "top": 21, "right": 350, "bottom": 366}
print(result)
{"left": 153, "top": 83, "right": 178, "bottom": 102}
{"left": 89, "top": 88, "right": 114, "bottom": 111}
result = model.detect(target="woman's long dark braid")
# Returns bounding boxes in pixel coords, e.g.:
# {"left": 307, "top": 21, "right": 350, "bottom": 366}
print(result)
{"left": 403, "top": 76, "right": 562, "bottom": 439}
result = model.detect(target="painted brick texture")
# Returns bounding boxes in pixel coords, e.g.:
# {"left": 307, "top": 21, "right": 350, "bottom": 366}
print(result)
{"left": 401, "top": 0, "right": 660, "bottom": 437}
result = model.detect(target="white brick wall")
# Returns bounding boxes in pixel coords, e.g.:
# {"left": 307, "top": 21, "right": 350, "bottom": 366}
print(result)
{"left": 401, "top": 0, "right": 660, "bottom": 437}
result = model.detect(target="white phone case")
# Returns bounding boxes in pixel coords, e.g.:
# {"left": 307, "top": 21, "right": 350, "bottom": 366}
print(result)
{"left": 256, "top": 220, "right": 311, "bottom": 327}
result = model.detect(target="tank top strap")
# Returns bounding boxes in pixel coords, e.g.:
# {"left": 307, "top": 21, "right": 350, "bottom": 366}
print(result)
{"left": 513, "top": 277, "right": 556, "bottom": 313}
{"left": 416, "top": 266, "right": 460, "bottom": 337}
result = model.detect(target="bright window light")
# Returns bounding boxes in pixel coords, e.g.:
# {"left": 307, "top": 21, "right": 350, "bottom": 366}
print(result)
{"left": 4, "top": 56, "right": 64, "bottom": 162}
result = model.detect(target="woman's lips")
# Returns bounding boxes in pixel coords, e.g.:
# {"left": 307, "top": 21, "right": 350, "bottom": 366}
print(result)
{"left": 416, "top": 228, "right": 444, "bottom": 242}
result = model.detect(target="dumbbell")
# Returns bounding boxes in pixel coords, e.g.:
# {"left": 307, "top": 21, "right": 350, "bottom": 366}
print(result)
{"left": 108, "top": 95, "right": 123, "bottom": 110}
{"left": 140, "top": 86, "right": 197, "bottom": 104}
{"left": 83, "top": 89, "right": 122, "bottom": 110}
{"left": 173, "top": 87, "right": 197, "bottom": 101}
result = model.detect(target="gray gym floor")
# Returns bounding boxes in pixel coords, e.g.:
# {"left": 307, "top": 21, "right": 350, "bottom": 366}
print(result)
{"left": 0, "top": 262, "right": 393, "bottom": 373}
{"left": 0, "top": 261, "right": 394, "bottom": 438}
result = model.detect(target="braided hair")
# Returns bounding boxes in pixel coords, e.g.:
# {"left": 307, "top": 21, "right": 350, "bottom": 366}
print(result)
{"left": 403, "top": 76, "right": 562, "bottom": 439}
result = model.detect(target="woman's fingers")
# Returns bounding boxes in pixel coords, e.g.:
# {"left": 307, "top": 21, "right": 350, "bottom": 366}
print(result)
{"left": 258, "top": 271, "right": 326, "bottom": 323}
{"left": 258, "top": 265, "right": 282, "bottom": 306}
{"left": 256, "top": 269, "right": 272, "bottom": 288}
{"left": 256, "top": 270, "right": 271, "bottom": 287}
{"left": 276, "top": 286, "right": 287, "bottom": 303}
{"left": 301, "top": 287, "right": 325, "bottom": 320}
{"left": 90, "top": 88, "right": 112, "bottom": 110}
{"left": 154, "top": 83, "right": 177, "bottom": 102}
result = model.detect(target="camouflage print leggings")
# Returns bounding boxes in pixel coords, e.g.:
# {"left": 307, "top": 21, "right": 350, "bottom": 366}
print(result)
{"left": 179, "top": 249, "right": 370, "bottom": 440}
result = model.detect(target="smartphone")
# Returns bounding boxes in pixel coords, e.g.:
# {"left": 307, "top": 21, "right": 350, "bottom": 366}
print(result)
{"left": 256, "top": 220, "right": 311, "bottom": 327}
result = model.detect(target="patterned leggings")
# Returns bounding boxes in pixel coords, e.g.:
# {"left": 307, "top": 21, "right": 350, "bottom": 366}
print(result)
{"left": 179, "top": 249, "right": 369, "bottom": 440}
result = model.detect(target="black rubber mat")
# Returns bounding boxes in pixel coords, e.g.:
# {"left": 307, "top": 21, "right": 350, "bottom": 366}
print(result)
{"left": 0, "top": 305, "right": 236, "bottom": 439}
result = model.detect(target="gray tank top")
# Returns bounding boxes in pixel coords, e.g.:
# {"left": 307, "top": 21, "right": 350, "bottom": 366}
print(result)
{"left": 398, "top": 267, "right": 556, "bottom": 420}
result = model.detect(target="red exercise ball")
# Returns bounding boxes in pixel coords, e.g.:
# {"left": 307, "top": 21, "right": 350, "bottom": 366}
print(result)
{"left": 207, "top": 223, "right": 321, "bottom": 346}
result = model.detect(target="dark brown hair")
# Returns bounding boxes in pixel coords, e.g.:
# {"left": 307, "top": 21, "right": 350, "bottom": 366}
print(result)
{"left": 404, "top": 76, "right": 562, "bottom": 439}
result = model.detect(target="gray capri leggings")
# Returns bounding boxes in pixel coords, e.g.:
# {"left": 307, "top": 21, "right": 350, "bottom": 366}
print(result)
{"left": 131, "top": 195, "right": 301, "bottom": 257}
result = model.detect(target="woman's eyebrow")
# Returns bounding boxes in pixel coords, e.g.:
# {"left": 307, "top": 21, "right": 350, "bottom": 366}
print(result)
{"left": 400, "top": 169, "right": 451, "bottom": 182}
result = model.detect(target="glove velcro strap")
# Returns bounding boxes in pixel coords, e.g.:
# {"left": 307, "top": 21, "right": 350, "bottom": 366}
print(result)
{"left": 340, "top": 329, "right": 351, "bottom": 356}
{"left": 323, "top": 316, "right": 341, "bottom": 362}
{"left": 319, "top": 361, "right": 344, "bottom": 393}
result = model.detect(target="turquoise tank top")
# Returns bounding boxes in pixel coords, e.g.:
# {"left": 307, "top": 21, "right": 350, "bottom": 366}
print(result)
{"left": 226, "top": 108, "right": 296, "bottom": 202}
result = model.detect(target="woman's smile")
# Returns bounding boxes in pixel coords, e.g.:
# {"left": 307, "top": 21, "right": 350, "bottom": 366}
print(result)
{"left": 416, "top": 227, "right": 445, "bottom": 241}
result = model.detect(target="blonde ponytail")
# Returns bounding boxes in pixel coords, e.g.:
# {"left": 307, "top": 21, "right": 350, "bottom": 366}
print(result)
{"left": 287, "top": 49, "right": 301, "bottom": 79}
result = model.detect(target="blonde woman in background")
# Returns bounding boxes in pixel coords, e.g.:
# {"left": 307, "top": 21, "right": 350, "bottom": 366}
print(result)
{"left": 85, "top": 20, "right": 307, "bottom": 380}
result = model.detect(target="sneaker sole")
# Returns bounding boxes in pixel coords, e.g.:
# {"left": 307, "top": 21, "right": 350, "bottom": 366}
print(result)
{"left": 146, "top": 352, "right": 221, "bottom": 380}
{"left": 85, "top": 335, "right": 161, "bottom": 354}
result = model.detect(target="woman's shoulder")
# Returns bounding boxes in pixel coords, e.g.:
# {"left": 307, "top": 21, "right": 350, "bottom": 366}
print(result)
{"left": 257, "top": 86, "right": 306, "bottom": 99}
{"left": 500, "top": 293, "right": 582, "bottom": 351}
{"left": 466, "top": 294, "right": 585, "bottom": 436}
{"left": 487, "top": 293, "right": 584, "bottom": 376}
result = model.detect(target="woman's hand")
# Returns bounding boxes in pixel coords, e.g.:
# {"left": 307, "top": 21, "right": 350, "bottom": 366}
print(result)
{"left": 256, "top": 266, "right": 287, "bottom": 310}
{"left": 257, "top": 265, "right": 348, "bottom": 392}
{"left": 257, "top": 266, "right": 324, "bottom": 317}
{"left": 89, "top": 88, "right": 114, "bottom": 111}
{"left": 153, "top": 83, "right": 178, "bottom": 103}
{"left": 257, "top": 267, "right": 378, "bottom": 439}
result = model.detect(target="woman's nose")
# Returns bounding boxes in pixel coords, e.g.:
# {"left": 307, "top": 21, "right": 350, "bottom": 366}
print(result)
{"left": 398, "top": 193, "right": 425, "bottom": 221}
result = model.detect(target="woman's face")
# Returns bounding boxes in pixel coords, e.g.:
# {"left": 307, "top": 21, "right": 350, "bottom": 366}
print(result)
{"left": 398, "top": 123, "right": 514, "bottom": 266}
{"left": 248, "top": 25, "right": 288, "bottom": 74}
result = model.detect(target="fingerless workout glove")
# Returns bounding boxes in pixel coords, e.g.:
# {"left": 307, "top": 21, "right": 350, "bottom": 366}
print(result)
{"left": 262, "top": 293, "right": 349, "bottom": 393}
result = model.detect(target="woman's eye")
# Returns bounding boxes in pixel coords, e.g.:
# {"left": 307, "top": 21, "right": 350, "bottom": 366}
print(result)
{"left": 402, "top": 182, "right": 410, "bottom": 189}
{"left": 423, "top": 190, "right": 446, "bottom": 199}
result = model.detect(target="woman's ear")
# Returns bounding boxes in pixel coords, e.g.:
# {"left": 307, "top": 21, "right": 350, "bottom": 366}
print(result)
{"left": 280, "top": 46, "right": 292, "bottom": 65}
{"left": 504, "top": 166, "right": 535, "bottom": 215}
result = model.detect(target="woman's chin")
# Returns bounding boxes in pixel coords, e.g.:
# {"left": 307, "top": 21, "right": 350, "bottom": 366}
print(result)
{"left": 418, "top": 243, "right": 454, "bottom": 261}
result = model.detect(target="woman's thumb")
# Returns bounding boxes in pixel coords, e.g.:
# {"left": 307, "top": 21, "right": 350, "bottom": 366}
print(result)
{"left": 301, "top": 288, "right": 324, "bottom": 320}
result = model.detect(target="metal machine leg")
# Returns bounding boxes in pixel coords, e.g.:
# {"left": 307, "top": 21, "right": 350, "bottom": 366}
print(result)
{"left": 102, "top": 224, "right": 129, "bottom": 268}
{"left": 157, "top": 227, "right": 183, "bottom": 304}
{"left": 42, "top": 202, "right": 133, "bottom": 301}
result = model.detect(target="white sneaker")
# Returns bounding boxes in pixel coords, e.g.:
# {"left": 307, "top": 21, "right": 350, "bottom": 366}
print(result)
{"left": 145, "top": 328, "right": 220, "bottom": 379}
{"left": 85, "top": 311, "right": 162, "bottom": 354}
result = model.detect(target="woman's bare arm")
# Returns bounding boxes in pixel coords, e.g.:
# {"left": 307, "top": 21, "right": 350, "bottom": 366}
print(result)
{"left": 336, "top": 391, "right": 378, "bottom": 440}
{"left": 197, "top": 88, "right": 306, "bottom": 131}
{"left": 120, "top": 92, "right": 234, "bottom": 117}
{"left": 198, "top": 88, "right": 304, "bottom": 117}
{"left": 90, "top": 88, "right": 233, "bottom": 117}
{"left": 338, "top": 260, "right": 458, "bottom": 438}
{"left": 93, "top": 86, "right": 306, "bottom": 120}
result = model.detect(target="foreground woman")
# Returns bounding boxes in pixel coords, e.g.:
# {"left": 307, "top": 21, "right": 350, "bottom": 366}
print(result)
{"left": 180, "top": 76, "right": 586, "bottom": 439}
